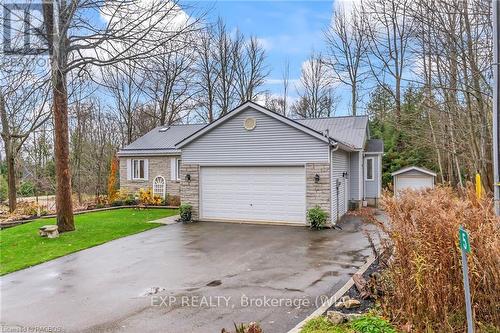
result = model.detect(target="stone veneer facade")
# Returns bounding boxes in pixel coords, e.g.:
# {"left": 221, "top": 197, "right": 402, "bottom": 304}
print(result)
{"left": 179, "top": 163, "right": 200, "bottom": 220}
{"left": 119, "top": 156, "right": 181, "bottom": 197}
{"left": 306, "top": 163, "right": 332, "bottom": 223}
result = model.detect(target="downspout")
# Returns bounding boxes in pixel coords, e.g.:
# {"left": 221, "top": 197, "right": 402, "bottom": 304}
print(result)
{"left": 324, "top": 129, "right": 339, "bottom": 226}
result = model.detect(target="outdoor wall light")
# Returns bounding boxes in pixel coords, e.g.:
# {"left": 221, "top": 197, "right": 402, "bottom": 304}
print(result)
{"left": 314, "top": 174, "right": 320, "bottom": 183}
{"left": 185, "top": 174, "right": 191, "bottom": 181}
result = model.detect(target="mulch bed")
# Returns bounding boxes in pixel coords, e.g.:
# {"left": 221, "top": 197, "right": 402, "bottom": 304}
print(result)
{"left": 327, "top": 258, "right": 381, "bottom": 315}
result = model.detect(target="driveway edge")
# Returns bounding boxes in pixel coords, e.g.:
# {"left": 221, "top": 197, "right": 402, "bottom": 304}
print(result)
{"left": 287, "top": 255, "right": 376, "bottom": 333}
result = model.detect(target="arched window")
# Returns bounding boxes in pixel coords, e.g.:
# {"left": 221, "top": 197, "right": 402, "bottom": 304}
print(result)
{"left": 153, "top": 176, "right": 166, "bottom": 199}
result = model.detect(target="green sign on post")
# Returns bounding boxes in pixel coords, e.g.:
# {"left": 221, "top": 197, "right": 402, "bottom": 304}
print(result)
{"left": 459, "top": 227, "right": 471, "bottom": 253}
{"left": 459, "top": 226, "right": 474, "bottom": 332}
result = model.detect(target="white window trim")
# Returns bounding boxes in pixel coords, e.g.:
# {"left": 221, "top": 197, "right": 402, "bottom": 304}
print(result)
{"left": 365, "top": 157, "right": 374, "bottom": 181}
{"left": 132, "top": 159, "right": 146, "bottom": 180}
{"left": 176, "top": 158, "right": 182, "bottom": 181}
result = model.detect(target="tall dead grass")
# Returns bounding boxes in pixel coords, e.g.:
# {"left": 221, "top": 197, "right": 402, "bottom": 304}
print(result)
{"left": 379, "top": 185, "right": 499, "bottom": 331}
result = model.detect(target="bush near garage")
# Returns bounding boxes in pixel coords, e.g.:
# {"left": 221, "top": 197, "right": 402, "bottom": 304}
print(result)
{"left": 307, "top": 206, "right": 328, "bottom": 230}
{"left": 179, "top": 204, "right": 192, "bottom": 222}
{"left": 377, "top": 185, "right": 500, "bottom": 331}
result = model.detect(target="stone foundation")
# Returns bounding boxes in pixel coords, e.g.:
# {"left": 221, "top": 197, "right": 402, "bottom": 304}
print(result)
{"left": 306, "top": 163, "right": 332, "bottom": 223}
{"left": 180, "top": 163, "right": 200, "bottom": 220}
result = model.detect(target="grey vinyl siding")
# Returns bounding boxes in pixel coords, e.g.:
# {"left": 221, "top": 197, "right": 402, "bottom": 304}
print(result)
{"left": 331, "top": 149, "right": 349, "bottom": 223}
{"left": 364, "top": 155, "right": 380, "bottom": 198}
{"left": 181, "top": 108, "right": 329, "bottom": 165}
{"left": 349, "top": 151, "right": 363, "bottom": 200}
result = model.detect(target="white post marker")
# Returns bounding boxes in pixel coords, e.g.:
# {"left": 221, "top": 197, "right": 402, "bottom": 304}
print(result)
{"left": 459, "top": 226, "right": 473, "bottom": 333}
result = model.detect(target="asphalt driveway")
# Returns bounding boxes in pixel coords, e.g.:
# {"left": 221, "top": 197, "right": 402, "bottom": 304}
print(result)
{"left": 0, "top": 216, "right": 378, "bottom": 333}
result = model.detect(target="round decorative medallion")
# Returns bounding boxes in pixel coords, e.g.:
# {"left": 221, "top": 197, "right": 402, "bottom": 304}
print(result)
{"left": 244, "top": 117, "right": 256, "bottom": 131}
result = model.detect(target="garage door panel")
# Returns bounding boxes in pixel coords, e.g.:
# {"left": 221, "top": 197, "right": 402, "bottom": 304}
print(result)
{"left": 200, "top": 166, "right": 305, "bottom": 223}
{"left": 396, "top": 176, "right": 433, "bottom": 193}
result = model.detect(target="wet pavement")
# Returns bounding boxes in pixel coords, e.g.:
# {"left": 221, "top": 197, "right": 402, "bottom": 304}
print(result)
{"left": 0, "top": 216, "right": 378, "bottom": 333}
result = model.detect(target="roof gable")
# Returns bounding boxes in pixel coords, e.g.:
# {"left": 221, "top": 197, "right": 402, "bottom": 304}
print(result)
{"left": 391, "top": 166, "right": 437, "bottom": 177}
{"left": 176, "top": 101, "right": 331, "bottom": 148}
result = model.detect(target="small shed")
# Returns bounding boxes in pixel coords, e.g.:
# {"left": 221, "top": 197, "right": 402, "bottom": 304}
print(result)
{"left": 392, "top": 166, "right": 436, "bottom": 195}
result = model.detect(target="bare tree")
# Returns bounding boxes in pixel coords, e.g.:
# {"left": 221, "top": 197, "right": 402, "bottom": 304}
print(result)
{"left": 324, "top": 4, "right": 368, "bottom": 116}
{"left": 282, "top": 59, "right": 290, "bottom": 115}
{"left": 292, "top": 52, "right": 337, "bottom": 118}
{"left": 364, "top": 0, "right": 415, "bottom": 124}
{"left": 0, "top": 60, "right": 50, "bottom": 212}
{"left": 39, "top": 0, "right": 201, "bottom": 231}
{"left": 234, "top": 36, "right": 269, "bottom": 103}
{"left": 102, "top": 60, "right": 147, "bottom": 145}
{"left": 195, "top": 19, "right": 268, "bottom": 122}
{"left": 145, "top": 41, "right": 198, "bottom": 126}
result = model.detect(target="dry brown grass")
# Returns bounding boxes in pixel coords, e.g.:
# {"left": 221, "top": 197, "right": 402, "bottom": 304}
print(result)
{"left": 378, "top": 185, "right": 499, "bottom": 332}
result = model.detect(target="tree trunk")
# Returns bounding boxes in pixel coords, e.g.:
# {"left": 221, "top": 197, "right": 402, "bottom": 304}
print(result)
{"left": 0, "top": 91, "right": 16, "bottom": 212}
{"left": 351, "top": 83, "right": 357, "bottom": 116}
{"left": 53, "top": 69, "right": 75, "bottom": 232}
{"left": 6, "top": 153, "right": 16, "bottom": 212}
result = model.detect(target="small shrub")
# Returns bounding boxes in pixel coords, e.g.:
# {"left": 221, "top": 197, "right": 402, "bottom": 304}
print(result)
{"left": 110, "top": 200, "right": 124, "bottom": 207}
{"left": 18, "top": 180, "right": 35, "bottom": 197}
{"left": 0, "top": 174, "right": 7, "bottom": 202}
{"left": 95, "top": 203, "right": 105, "bottom": 209}
{"left": 307, "top": 206, "right": 328, "bottom": 230}
{"left": 166, "top": 194, "right": 181, "bottom": 207}
{"left": 13, "top": 201, "right": 42, "bottom": 216}
{"left": 301, "top": 314, "right": 397, "bottom": 333}
{"left": 95, "top": 195, "right": 108, "bottom": 206}
{"left": 138, "top": 188, "right": 162, "bottom": 205}
{"left": 300, "top": 316, "right": 344, "bottom": 333}
{"left": 179, "top": 204, "right": 192, "bottom": 222}
{"left": 350, "top": 314, "right": 396, "bottom": 333}
{"left": 221, "top": 322, "right": 263, "bottom": 333}
{"left": 124, "top": 196, "right": 137, "bottom": 206}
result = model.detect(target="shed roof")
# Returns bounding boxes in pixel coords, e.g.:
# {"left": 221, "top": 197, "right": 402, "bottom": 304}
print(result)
{"left": 391, "top": 166, "right": 437, "bottom": 177}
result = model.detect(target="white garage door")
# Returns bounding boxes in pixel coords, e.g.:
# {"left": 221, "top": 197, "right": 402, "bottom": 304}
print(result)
{"left": 200, "top": 166, "right": 305, "bottom": 224}
{"left": 396, "top": 175, "right": 434, "bottom": 193}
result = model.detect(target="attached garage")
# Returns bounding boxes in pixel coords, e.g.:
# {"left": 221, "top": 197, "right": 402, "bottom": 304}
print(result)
{"left": 175, "top": 102, "right": 368, "bottom": 225}
{"left": 200, "top": 166, "right": 305, "bottom": 224}
{"left": 392, "top": 166, "right": 436, "bottom": 195}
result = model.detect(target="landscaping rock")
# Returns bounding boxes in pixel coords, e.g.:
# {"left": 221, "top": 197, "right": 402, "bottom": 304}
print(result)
{"left": 344, "top": 299, "right": 361, "bottom": 309}
{"left": 39, "top": 225, "right": 59, "bottom": 238}
{"left": 326, "top": 310, "right": 346, "bottom": 324}
{"left": 334, "top": 295, "right": 361, "bottom": 309}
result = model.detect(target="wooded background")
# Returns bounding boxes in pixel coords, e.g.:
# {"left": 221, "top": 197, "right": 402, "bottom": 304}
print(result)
{"left": 0, "top": 0, "right": 494, "bottom": 211}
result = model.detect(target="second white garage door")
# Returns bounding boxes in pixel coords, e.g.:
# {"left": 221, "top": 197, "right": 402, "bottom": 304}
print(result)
{"left": 200, "top": 166, "right": 306, "bottom": 224}
{"left": 395, "top": 175, "right": 434, "bottom": 194}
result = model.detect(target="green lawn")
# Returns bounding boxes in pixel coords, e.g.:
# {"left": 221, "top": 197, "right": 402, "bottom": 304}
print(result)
{"left": 0, "top": 208, "right": 178, "bottom": 275}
